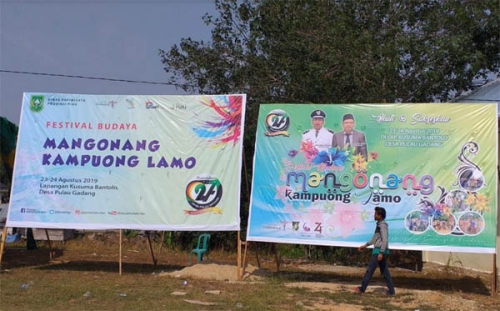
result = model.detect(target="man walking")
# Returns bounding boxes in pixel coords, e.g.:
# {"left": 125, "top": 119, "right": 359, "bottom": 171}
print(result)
{"left": 355, "top": 206, "right": 395, "bottom": 295}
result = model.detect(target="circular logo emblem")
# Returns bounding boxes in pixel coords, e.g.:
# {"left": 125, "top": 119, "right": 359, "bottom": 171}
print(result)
{"left": 265, "top": 109, "right": 290, "bottom": 133}
{"left": 185, "top": 175, "right": 223, "bottom": 210}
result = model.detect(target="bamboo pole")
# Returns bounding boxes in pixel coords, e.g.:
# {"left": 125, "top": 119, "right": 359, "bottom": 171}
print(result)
{"left": 146, "top": 231, "right": 157, "bottom": 266}
{"left": 159, "top": 231, "right": 165, "bottom": 252}
{"left": 0, "top": 226, "right": 8, "bottom": 267}
{"left": 493, "top": 253, "right": 497, "bottom": 295}
{"left": 242, "top": 147, "right": 250, "bottom": 200}
{"left": 240, "top": 240, "right": 248, "bottom": 280}
{"left": 237, "top": 231, "right": 241, "bottom": 280}
{"left": 44, "top": 229, "right": 53, "bottom": 260}
{"left": 119, "top": 230, "right": 122, "bottom": 275}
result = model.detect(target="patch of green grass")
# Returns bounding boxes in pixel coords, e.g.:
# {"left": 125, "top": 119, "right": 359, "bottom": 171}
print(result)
{"left": 2, "top": 268, "right": 285, "bottom": 310}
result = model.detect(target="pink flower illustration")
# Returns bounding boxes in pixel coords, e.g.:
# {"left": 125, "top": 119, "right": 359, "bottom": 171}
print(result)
{"left": 275, "top": 185, "right": 291, "bottom": 204}
{"left": 300, "top": 140, "right": 318, "bottom": 162}
{"left": 326, "top": 203, "right": 365, "bottom": 238}
{"left": 304, "top": 205, "right": 324, "bottom": 227}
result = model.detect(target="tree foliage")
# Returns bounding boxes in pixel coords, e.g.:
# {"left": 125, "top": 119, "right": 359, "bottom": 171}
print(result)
{"left": 159, "top": 0, "right": 499, "bottom": 105}
{"left": 0, "top": 116, "right": 18, "bottom": 189}
{"left": 158, "top": 0, "right": 499, "bottom": 244}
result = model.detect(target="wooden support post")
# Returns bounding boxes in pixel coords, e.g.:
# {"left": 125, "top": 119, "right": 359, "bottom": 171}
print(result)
{"left": 493, "top": 253, "right": 497, "bottom": 295}
{"left": 159, "top": 231, "right": 165, "bottom": 252}
{"left": 271, "top": 243, "right": 280, "bottom": 272}
{"left": 237, "top": 231, "right": 241, "bottom": 280}
{"left": 255, "top": 243, "right": 260, "bottom": 268}
{"left": 240, "top": 240, "right": 249, "bottom": 280}
{"left": 0, "top": 226, "right": 8, "bottom": 268}
{"left": 119, "top": 230, "right": 122, "bottom": 275}
{"left": 145, "top": 231, "right": 157, "bottom": 266}
{"left": 44, "top": 229, "right": 53, "bottom": 260}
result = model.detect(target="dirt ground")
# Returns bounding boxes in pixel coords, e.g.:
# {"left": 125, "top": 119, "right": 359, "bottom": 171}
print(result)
{"left": 157, "top": 260, "right": 498, "bottom": 310}
{"left": 287, "top": 264, "right": 488, "bottom": 311}
{"left": 1, "top": 235, "right": 499, "bottom": 310}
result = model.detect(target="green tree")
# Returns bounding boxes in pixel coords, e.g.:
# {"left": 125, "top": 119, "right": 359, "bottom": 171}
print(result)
{"left": 159, "top": 0, "right": 499, "bottom": 105}
{"left": 158, "top": 0, "right": 499, "bottom": 247}
{"left": 0, "top": 116, "right": 18, "bottom": 190}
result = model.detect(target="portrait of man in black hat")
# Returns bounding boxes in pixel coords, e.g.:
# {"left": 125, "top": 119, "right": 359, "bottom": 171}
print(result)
{"left": 332, "top": 113, "right": 368, "bottom": 161}
{"left": 301, "top": 109, "right": 334, "bottom": 152}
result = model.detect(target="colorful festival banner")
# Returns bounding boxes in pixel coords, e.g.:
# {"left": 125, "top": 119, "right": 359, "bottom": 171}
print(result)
{"left": 247, "top": 104, "right": 497, "bottom": 253}
{"left": 7, "top": 93, "right": 246, "bottom": 230}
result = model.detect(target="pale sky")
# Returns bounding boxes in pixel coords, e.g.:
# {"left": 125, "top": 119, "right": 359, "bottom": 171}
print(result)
{"left": 0, "top": 0, "right": 215, "bottom": 124}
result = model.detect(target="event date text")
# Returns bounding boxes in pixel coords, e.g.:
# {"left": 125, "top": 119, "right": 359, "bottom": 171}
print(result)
{"left": 40, "top": 177, "right": 99, "bottom": 184}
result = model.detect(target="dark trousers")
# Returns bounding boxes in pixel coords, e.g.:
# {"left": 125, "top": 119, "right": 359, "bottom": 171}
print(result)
{"left": 360, "top": 254, "right": 395, "bottom": 294}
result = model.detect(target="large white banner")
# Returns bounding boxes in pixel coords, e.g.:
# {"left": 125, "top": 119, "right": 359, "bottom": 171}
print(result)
{"left": 7, "top": 93, "right": 246, "bottom": 230}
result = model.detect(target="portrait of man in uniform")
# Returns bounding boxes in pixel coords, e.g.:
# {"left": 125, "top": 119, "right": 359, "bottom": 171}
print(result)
{"left": 301, "top": 109, "right": 334, "bottom": 152}
{"left": 332, "top": 113, "right": 368, "bottom": 161}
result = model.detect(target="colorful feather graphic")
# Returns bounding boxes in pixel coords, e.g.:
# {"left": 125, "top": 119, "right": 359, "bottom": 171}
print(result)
{"left": 192, "top": 95, "right": 243, "bottom": 147}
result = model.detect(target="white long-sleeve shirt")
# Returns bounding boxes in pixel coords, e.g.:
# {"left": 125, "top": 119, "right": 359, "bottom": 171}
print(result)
{"left": 302, "top": 127, "right": 334, "bottom": 152}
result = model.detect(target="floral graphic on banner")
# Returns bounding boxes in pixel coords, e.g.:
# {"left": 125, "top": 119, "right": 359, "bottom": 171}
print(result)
{"left": 192, "top": 95, "right": 244, "bottom": 147}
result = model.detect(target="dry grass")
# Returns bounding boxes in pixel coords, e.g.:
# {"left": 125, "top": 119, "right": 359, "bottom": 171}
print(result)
{"left": 0, "top": 234, "right": 498, "bottom": 311}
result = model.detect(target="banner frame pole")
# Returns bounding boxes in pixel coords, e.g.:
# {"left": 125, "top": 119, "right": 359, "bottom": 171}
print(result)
{"left": 44, "top": 229, "right": 53, "bottom": 260}
{"left": 119, "top": 229, "right": 122, "bottom": 275}
{"left": 237, "top": 231, "right": 241, "bottom": 280}
{"left": 493, "top": 253, "right": 497, "bottom": 295}
{"left": 145, "top": 231, "right": 157, "bottom": 266}
{"left": 0, "top": 226, "right": 8, "bottom": 268}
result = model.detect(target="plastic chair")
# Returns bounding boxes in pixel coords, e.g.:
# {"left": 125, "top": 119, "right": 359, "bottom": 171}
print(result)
{"left": 189, "top": 233, "right": 210, "bottom": 264}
